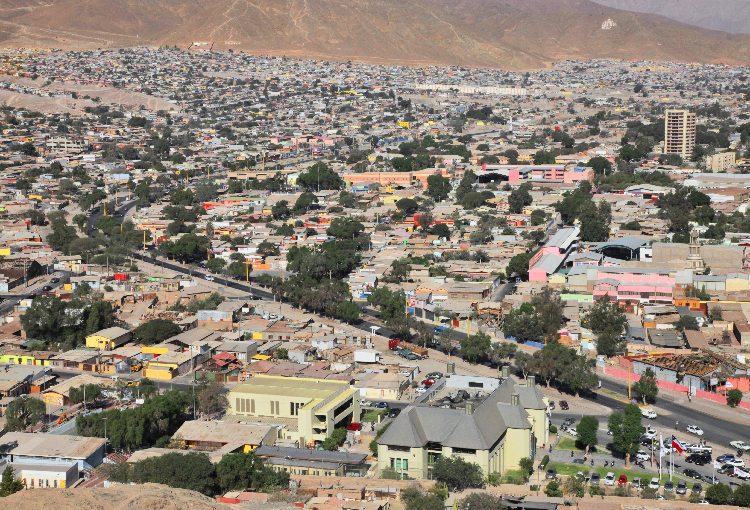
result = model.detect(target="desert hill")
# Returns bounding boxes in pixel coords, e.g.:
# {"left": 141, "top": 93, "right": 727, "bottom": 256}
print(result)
{"left": 2, "top": 0, "right": 750, "bottom": 69}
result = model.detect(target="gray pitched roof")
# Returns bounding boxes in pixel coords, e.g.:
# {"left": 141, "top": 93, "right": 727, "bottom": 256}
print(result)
{"left": 378, "top": 378, "right": 538, "bottom": 450}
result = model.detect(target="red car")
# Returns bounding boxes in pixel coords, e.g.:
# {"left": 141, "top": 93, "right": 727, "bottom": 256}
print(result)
{"left": 618, "top": 475, "right": 628, "bottom": 485}
{"left": 559, "top": 400, "right": 569, "bottom": 410}
{"left": 422, "top": 379, "right": 436, "bottom": 386}
{"left": 346, "top": 423, "right": 361, "bottom": 431}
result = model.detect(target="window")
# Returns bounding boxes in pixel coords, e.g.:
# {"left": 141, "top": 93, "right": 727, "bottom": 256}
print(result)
{"left": 291, "top": 402, "right": 301, "bottom": 416}
{"left": 388, "top": 445, "right": 410, "bottom": 452}
{"left": 468, "top": 382, "right": 483, "bottom": 388}
{"left": 53, "top": 480, "right": 57, "bottom": 488}
{"left": 452, "top": 447, "right": 476, "bottom": 455}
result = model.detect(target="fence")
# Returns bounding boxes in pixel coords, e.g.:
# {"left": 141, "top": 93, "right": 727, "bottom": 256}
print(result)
{"left": 505, "top": 336, "right": 545, "bottom": 350}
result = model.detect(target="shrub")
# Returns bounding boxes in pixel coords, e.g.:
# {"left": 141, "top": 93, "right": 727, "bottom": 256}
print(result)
{"left": 540, "top": 455, "right": 550, "bottom": 470}
{"left": 549, "top": 424, "right": 557, "bottom": 434}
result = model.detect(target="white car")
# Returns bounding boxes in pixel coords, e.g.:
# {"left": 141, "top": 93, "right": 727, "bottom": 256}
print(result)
{"left": 687, "top": 444, "right": 713, "bottom": 454}
{"left": 687, "top": 425, "right": 704, "bottom": 436}
{"left": 636, "top": 450, "right": 650, "bottom": 462}
{"left": 641, "top": 408, "right": 657, "bottom": 419}
{"left": 567, "top": 427, "right": 577, "bottom": 437}
{"left": 604, "top": 472, "right": 616, "bottom": 486}
{"left": 205, "top": 275, "right": 214, "bottom": 281}
{"left": 649, "top": 477, "right": 660, "bottom": 489}
{"left": 731, "top": 441, "right": 750, "bottom": 451}
{"left": 725, "top": 458, "right": 746, "bottom": 468}
{"left": 643, "top": 429, "right": 658, "bottom": 440}
{"left": 415, "top": 387, "right": 427, "bottom": 394}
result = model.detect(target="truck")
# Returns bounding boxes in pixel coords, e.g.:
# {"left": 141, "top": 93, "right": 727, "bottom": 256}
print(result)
{"left": 388, "top": 338, "right": 400, "bottom": 350}
{"left": 398, "top": 341, "right": 428, "bottom": 359}
{"left": 353, "top": 349, "right": 380, "bottom": 364}
{"left": 641, "top": 407, "right": 657, "bottom": 419}
{"left": 396, "top": 348, "right": 419, "bottom": 361}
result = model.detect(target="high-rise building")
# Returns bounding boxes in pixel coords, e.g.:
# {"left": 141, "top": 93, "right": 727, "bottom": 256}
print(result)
{"left": 664, "top": 109, "right": 696, "bottom": 156}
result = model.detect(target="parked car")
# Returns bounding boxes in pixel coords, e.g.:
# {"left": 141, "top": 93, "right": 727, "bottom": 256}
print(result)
{"left": 567, "top": 427, "right": 577, "bottom": 437}
{"left": 426, "top": 372, "right": 443, "bottom": 379}
{"left": 702, "top": 476, "right": 719, "bottom": 485}
{"left": 686, "top": 453, "right": 711, "bottom": 466}
{"left": 687, "top": 444, "right": 713, "bottom": 455}
{"left": 718, "top": 453, "right": 736, "bottom": 463}
{"left": 563, "top": 417, "right": 576, "bottom": 425}
{"left": 388, "top": 408, "right": 401, "bottom": 418}
{"left": 374, "top": 402, "right": 388, "bottom": 409}
{"left": 683, "top": 469, "right": 702, "bottom": 480}
{"left": 205, "top": 275, "right": 214, "bottom": 281}
{"left": 422, "top": 379, "right": 436, "bottom": 386}
{"left": 649, "top": 478, "right": 660, "bottom": 489}
{"left": 687, "top": 424, "right": 704, "bottom": 436}
{"left": 590, "top": 472, "right": 601, "bottom": 485}
{"left": 636, "top": 451, "right": 650, "bottom": 462}
{"left": 731, "top": 441, "right": 750, "bottom": 451}
{"left": 725, "top": 458, "right": 746, "bottom": 468}
{"left": 346, "top": 423, "right": 361, "bottom": 431}
{"left": 643, "top": 429, "right": 658, "bottom": 440}
{"left": 559, "top": 400, "right": 569, "bottom": 410}
{"left": 42, "top": 285, "right": 52, "bottom": 291}
{"left": 618, "top": 475, "right": 628, "bottom": 485}
{"left": 718, "top": 464, "right": 734, "bottom": 475}
{"left": 664, "top": 481, "right": 674, "bottom": 492}
{"left": 546, "top": 467, "right": 557, "bottom": 479}
{"left": 676, "top": 480, "right": 688, "bottom": 495}
{"left": 549, "top": 401, "right": 555, "bottom": 410}
{"left": 50, "top": 277, "right": 60, "bottom": 283}
{"left": 693, "top": 482, "right": 703, "bottom": 494}
{"left": 604, "top": 472, "right": 616, "bottom": 486}
{"left": 632, "top": 477, "right": 641, "bottom": 489}
{"left": 415, "top": 387, "right": 427, "bottom": 394}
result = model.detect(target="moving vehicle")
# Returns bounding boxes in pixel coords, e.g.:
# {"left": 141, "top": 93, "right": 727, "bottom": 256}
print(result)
{"left": 687, "top": 424, "right": 704, "bottom": 436}
{"left": 42, "top": 285, "right": 52, "bottom": 291}
{"left": 649, "top": 478, "right": 660, "bottom": 489}
{"left": 374, "top": 402, "right": 388, "bottom": 409}
{"left": 731, "top": 441, "right": 750, "bottom": 451}
{"left": 559, "top": 400, "right": 569, "bottom": 410}
{"left": 676, "top": 480, "right": 688, "bottom": 495}
{"left": 50, "top": 277, "right": 60, "bottom": 283}
{"left": 205, "top": 275, "right": 214, "bottom": 281}
{"left": 641, "top": 408, "right": 657, "bottom": 419}
{"left": 604, "top": 472, "right": 615, "bottom": 486}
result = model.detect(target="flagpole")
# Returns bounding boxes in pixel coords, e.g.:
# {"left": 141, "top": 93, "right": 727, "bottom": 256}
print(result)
{"left": 670, "top": 439, "right": 673, "bottom": 481}
{"left": 659, "top": 433, "right": 663, "bottom": 479}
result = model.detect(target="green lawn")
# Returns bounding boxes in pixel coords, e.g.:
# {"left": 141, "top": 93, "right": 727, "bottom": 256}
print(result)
{"left": 362, "top": 409, "right": 387, "bottom": 422}
{"left": 547, "top": 462, "right": 591, "bottom": 477}
{"left": 555, "top": 437, "right": 603, "bottom": 453}
{"left": 500, "top": 469, "right": 524, "bottom": 483}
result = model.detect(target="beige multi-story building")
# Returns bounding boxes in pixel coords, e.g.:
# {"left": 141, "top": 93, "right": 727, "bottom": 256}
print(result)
{"left": 227, "top": 375, "right": 360, "bottom": 447}
{"left": 377, "top": 377, "right": 549, "bottom": 480}
{"left": 664, "top": 109, "right": 696, "bottom": 156}
{"left": 706, "top": 151, "right": 736, "bottom": 172}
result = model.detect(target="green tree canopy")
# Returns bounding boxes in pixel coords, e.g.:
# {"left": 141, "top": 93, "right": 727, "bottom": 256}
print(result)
{"left": 431, "top": 455, "right": 484, "bottom": 491}
{"left": 632, "top": 368, "right": 659, "bottom": 404}
{"left": 297, "top": 162, "right": 344, "bottom": 191}
{"left": 133, "top": 319, "right": 181, "bottom": 346}
{"left": 607, "top": 403, "right": 643, "bottom": 467}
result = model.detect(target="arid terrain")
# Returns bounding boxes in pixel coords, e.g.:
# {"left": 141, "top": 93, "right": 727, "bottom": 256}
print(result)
{"left": 0, "top": 0, "right": 750, "bottom": 68}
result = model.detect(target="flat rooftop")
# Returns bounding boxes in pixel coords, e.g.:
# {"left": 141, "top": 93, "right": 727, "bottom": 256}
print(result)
{"left": 230, "top": 375, "right": 349, "bottom": 399}
{"left": 0, "top": 432, "right": 105, "bottom": 460}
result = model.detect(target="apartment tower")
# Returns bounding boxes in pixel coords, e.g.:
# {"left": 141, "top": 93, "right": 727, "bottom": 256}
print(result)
{"left": 664, "top": 109, "right": 696, "bottom": 156}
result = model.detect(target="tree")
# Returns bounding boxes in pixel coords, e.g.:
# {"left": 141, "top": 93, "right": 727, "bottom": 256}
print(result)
{"left": 403, "top": 488, "right": 447, "bottom": 510}
{"left": 711, "top": 305, "right": 723, "bottom": 322}
{"left": 397, "top": 198, "right": 419, "bottom": 215}
{"left": 0, "top": 465, "right": 23, "bottom": 497}
{"left": 577, "top": 416, "right": 599, "bottom": 455}
{"left": 293, "top": 191, "right": 318, "bottom": 213}
{"left": 632, "top": 368, "right": 659, "bottom": 404}
{"left": 5, "top": 396, "right": 46, "bottom": 431}
{"left": 133, "top": 319, "right": 181, "bottom": 346}
{"left": 198, "top": 380, "right": 228, "bottom": 416}
{"left": 256, "top": 240, "right": 280, "bottom": 258}
{"left": 733, "top": 483, "right": 750, "bottom": 507}
{"left": 705, "top": 482, "right": 732, "bottom": 505}
{"left": 673, "top": 315, "right": 700, "bottom": 332}
{"left": 506, "top": 252, "right": 532, "bottom": 280}
{"left": 296, "top": 162, "right": 344, "bottom": 190}
{"left": 431, "top": 223, "right": 451, "bottom": 240}
{"left": 461, "top": 331, "right": 492, "bottom": 364}
{"left": 544, "top": 480, "right": 563, "bottom": 498}
{"left": 132, "top": 452, "right": 217, "bottom": 496}
{"left": 327, "top": 217, "right": 365, "bottom": 239}
{"left": 206, "top": 257, "right": 226, "bottom": 273}
{"left": 584, "top": 295, "right": 626, "bottom": 335}
{"left": 727, "top": 388, "right": 744, "bottom": 408}
{"left": 431, "top": 456, "right": 484, "bottom": 491}
{"left": 455, "top": 493, "right": 507, "bottom": 510}
{"left": 26, "top": 209, "right": 45, "bottom": 226}
{"left": 518, "top": 457, "right": 534, "bottom": 481}
{"left": 587, "top": 156, "right": 612, "bottom": 175}
{"left": 607, "top": 403, "right": 643, "bottom": 468}
{"left": 426, "top": 174, "right": 452, "bottom": 202}
{"left": 514, "top": 351, "right": 533, "bottom": 380}
{"left": 455, "top": 170, "right": 477, "bottom": 202}
{"left": 19, "top": 296, "right": 70, "bottom": 343}
{"left": 85, "top": 300, "right": 115, "bottom": 335}
{"left": 215, "top": 451, "right": 288, "bottom": 492}
{"left": 271, "top": 200, "right": 291, "bottom": 220}
{"left": 508, "top": 184, "right": 533, "bottom": 214}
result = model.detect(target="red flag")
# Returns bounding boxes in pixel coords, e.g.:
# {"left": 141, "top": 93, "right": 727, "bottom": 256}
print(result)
{"left": 672, "top": 439, "right": 683, "bottom": 455}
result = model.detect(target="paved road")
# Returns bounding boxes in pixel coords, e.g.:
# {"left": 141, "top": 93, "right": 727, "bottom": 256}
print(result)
{"left": 0, "top": 270, "right": 72, "bottom": 316}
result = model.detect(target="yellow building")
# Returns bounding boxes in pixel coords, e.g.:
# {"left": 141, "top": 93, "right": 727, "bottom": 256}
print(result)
{"left": 227, "top": 375, "right": 361, "bottom": 446}
{"left": 377, "top": 377, "right": 548, "bottom": 480}
{"left": 85, "top": 327, "right": 131, "bottom": 351}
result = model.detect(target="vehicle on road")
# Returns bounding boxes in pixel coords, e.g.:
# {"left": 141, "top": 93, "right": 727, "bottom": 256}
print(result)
{"left": 686, "top": 444, "right": 712, "bottom": 455}
{"left": 636, "top": 451, "right": 650, "bottom": 462}
{"left": 676, "top": 480, "right": 688, "bottom": 495}
{"left": 649, "top": 478, "right": 660, "bottom": 490}
{"left": 388, "top": 408, "right": 401, "bottom": 418}
{"left": 590, "top": 472, "right": 600, "bottom": 485}
{"left": 731, "top": 441, "right": 750, "bottom": 451}
{"left": 205, "top": 275, "right": 214, "bottom": 281}
{"left": 618, "top": 475, "right": 627, "bottom": 485}
{"left": 559, "top": 400, "right": 569, "bottom": 410}
{"left": 683, "top": 469, "right": 702, "bottom": 480}
{"left": 687, "top": 424, "right": 704, "bottom": 436}
{"left": 664, "top": 481, "right": 674, "bottom": 492}
{"left": 641, "top": 408, "right": 657, "bottom": 419}
{"left": 50, "top": 278, "right": 60, "bottom": 283}
{"left": 374, "top": 402, "right": 388, "bottom": 409}
{"left": 643, "top": 429, "right": 657, "bottom": 440}
{"left": 725, "top": 458, "right": 747, "bottom": 468}
{"left": 604, "top": 472, "right": 615, "bottom": 486}
{"left": 42, "top": 286, "right": 52, "bottom": 291}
